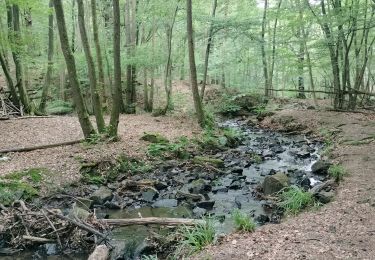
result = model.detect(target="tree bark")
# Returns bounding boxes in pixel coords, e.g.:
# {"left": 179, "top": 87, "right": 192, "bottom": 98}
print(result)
{"left": 186, "top": 0, "right": 205, "bottom": 127}
{"left": 109, "top": 0, "right": 122, "bottom": 137}
{"left": 0, "top": 51, "right": 19, "bottom": 107}
{"left": 77, "top": 0, "right": 105, "bottom": 133}
{"left": 54, "top": 0, "right": 96, "bottom": 139}
{"left": 91, "top": 0, "right": 107, "bottom": 109}
{"left": 200, "top": 0, "right": 218, "bottom": 99}
{"left": 261, "top": 0, "right": 270, "bottom": 97}
{"left": 39, "top": 0, "right": 54, "bottom": 113}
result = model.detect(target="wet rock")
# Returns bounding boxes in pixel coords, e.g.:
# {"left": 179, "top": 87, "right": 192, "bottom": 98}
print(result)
{"left": 90, "top": 186, "right": 113, "bottom": 205}
{"left": 155, "top": 181, "right": 168, "bottom": 190}
{"left": 75, "top": 197, "right": 93, "bottom": 209}
{"left": 196, "top": 201, "right": 215, "bottom": 210}
{"left": 212, "top": 186, "right": 229, "bottom": 193}
{"left": 140, "top": 132, "right": 169, "bottom": 143}
{"left": 152, "top": 199, "right": 178, "bottom": 208}
{"left": 193, "top": 156, "right": 225, "bottom": 168}
{"left": 311, "top": 161, "right": 332, "bottom": 176}
{"left": 300, "top": 177, "right": 311, "bottom": 190}
{"left": 234, "top": 195, "right": 249, "bottom": 209}
{"left": 187, "top": 179, "right": 212, "bottom": 194}
{"left": 104, "top": 201, "right": 121, "bottom": 209}
{"left": 141, "top": 189, "right": 159, "bottom": 202}
{"left": 68, "top": 203, "right": 90, "bottom": 220}
{"left": 193, "top": 207, "right": 207, "bottom": 217}
{"left": 316, "top": 190, "right": 334, "bottom": 204}
{"left": 229, "top": 180, "right": 241, "bottom": 190}
{"left": 44, "top": 243, "right": 57, "bottom": 256}
{"left": 255, "top": 214, "right": 270, "bottom": 224}
{"left": 232, "top": 167, "right": 244, "bottom": 174}
{"left": 262, "top": 173, "right": 289, "bottom": 195}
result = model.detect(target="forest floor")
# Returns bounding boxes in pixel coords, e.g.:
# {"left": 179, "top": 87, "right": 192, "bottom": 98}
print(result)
{"left": 195, "top": 109, "right": 375, "bottom": 260}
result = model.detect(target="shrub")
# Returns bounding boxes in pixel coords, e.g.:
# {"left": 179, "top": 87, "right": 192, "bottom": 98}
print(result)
{"left": 46, "top": 100, "right": 73, "bottom": 115}
{"left": 328, "top": 164, "right": 347, "bottom": 182}
{"left": 232, "top": 209, "right": 256, "bottom": 232}
{"left": 279, "top": 186, "right": 315, "bottom": 215}
{"left": 147, "top": 137, "right": 190, "bottom": 159}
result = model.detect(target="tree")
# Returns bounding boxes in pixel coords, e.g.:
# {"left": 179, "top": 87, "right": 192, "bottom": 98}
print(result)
{"left": 54, "top": 0, "right": 96, "bottom": 138}
{"left": 109, "top": 0, "right": 122, "bottom": 137}
{"left": 186, "top": 0, "right": 205, "bottom": 126}
{"left": 77, "top": 0, "right": 105, "bottom": 133}
{"left": 39, "top": 0, "right": 54, "bottom": 113}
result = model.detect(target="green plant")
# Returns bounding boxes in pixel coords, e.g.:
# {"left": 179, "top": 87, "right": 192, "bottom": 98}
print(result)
{"left": 180, "top": 219, "right": 215, "bottom": 252}
{"left": 232, "top": 209, "right": 256, "bottom": 232}
{"left": 328, "top": 164, "right": 347, "bottom": 182}
{"left": 147, "top": 137, "right": 190, "bottom": 159}
{"left": 46, "top": 100, "right": 73, "bottom": 115}
{"left": 0, "top": 179, "right": 39, "bottom": 205}
{"left": 4, "top": 168, "right": 47, "bottom": 183}
{"left": 278, "top": 186, "right": 315, "bottom": 215}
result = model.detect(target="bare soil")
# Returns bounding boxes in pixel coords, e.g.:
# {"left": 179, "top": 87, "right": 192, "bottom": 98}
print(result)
{"left": 194, "top": 108, "right": 375, "bottom": 260}
{"left": 0, "top": 114, "right": 200, "bottom": 188}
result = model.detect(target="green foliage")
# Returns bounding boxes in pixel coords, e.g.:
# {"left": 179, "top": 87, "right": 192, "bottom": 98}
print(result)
{"left": 147, "top": 137, "right": 190, "bottom": 159}
{"left": 279, "top": 186, "right": 315, "bottom": 215}
{"left": 141, "top": 132, "right": 169, "bottom": 144}
{"left": 0, "top": 168, "right": 47, "bottom": 205}
{"left": 46, "top": 100, "right": 73, "bottom": 115}
{"left": 232, "top": 209, "right": 256, "bottom": 232}
{"left": 328, "top": 164, "right": 347, "bottom": 182}
{"left": 248, "top": 153, "right": 263, "bottom": 164}
{"left": 117, "top": 156, "right": 153, "bottom": 175}
{"left": 179, "top": 219, "right": 215, "bottom": 252}
{"left": 217, "top": 95, "right": 242, "bottom": 116}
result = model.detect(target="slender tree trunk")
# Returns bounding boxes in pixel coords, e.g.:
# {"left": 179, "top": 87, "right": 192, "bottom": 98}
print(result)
{"left": 54, "top": 0, "right": 96, "bottom": 139}
{"left": 261, "top": 0, "right": 270, "bottom": 97}
{"left": 91, "top": 0, "right": 107, "bottom": 109}
{"left": 186, "top": 0, "right": 205, "bottom": 127}
{"left": 0, "top": 51, "right": 19, "bottom": 106}
{"left": 39, "top": 0, "right": 54, "bottom": 113}
{"left": 109, "top": 0, "right": 122, "bottom": 137}
{"left": 10, "top": 4, "right": 31, "bottom": 113}
{"left": 269, "top": 0, "right": 282, "bottom": 97}
{"left": 71, "top": 0, "right": 76, "bottom": 53}
{"left": 200, "top": 0, "right": 218, "bottom": 99}
{"left": 77, "top": 0, "right": 105, "bottom": 133}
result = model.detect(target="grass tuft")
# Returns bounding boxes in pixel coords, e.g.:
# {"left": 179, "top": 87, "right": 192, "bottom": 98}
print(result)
{"left": 279, "top": 186, "right": 315, "bottom": 215}
{"left": 179, "top": 219, "right": 215, "bottom": 252}
{"left": 328, "top": 164, "right": 347, "bottom": 182}
{"left": 232, "top": 209, "right": 256, "bottom": 232}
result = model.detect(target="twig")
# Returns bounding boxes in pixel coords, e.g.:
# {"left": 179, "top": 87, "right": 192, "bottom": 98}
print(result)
{"left": 23, "top": 235, "right": 55, "bottom": 243}
{"left": 42, "top": 210, "right": 63, "bottom": 249}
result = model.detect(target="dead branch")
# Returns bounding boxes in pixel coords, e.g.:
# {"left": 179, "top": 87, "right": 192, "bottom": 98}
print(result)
{"left": 41, "top": 210, "right": 62, "bottom": 249}
{"left": 103, "top": 217, "right": 204, "bottom": 227}
{"left": 23, "top": 235, "right": 55, "bottom": 243}
{"left": 0, "top": 140, "right": 83, "bottom": 154}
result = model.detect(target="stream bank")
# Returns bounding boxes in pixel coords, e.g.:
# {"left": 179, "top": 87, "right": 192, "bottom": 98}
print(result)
{"left": 1, "top": 118, "right": 337, "bottom": 259}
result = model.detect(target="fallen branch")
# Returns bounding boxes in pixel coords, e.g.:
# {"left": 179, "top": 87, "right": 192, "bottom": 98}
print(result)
{"left": 0, "top": 140, "right": 83, "bottom": 154}
{"left": 103, "top": 217, "right": 204, "bottom": 227}
{"left": 23, "top": 235, "right": 55, "bottom": 243}
{"left": 46, "top": 210, "right": 108, "bottom": 240}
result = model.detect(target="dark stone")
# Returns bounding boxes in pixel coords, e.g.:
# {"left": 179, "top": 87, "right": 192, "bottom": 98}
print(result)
{"left": 212, "top": 186, "right": 229, "bottom": 193}
{"left": 234, "top": 195, "right": 249, "bottom": 209}
{"left": 152, "top": 199, "right": 178, "bottom": 208}
{"left": 188, "top": 179, "right": 212, "bottom": 194}
{"left": 155, "top": 181, "right": 168, "bottom": 190}
{"left": 300, "top": 177, "right": 311, "bottom": 190}
{"left": 141, "top": 189, "right": 159, "bottom": 202}
{"left": 90, "top": 186, "right": 113, "bottom": 205}
{"left": 316, "top": 191, "right": 334, "bottom": 204}
{"left": 229, "top": 180, "right": 241, "bottom": 190}
{"left": 193, "top": 207, "right": 207, "bottom": 217}
{"left": 104, "top": 201, "right": 121, "bottom": 209}
{"left": 232, "top": 167, "right": 244, "bottom": 174}
{"left": 196, "top": 201, "right": 215, "bottom": 210}
{"left": 311, "top": 161, "right": 332, "bottom": 176}
{"left": 262, "top": 173, "right": 289, "bottom": 195}
{"left": 255, "top": 214, "right": 270, "bottom": 224}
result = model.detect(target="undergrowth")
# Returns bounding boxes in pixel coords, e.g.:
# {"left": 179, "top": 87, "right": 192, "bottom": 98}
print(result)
{"left": 278, "top": 186, "right": 316, "bottom": 215}
{"left": 179, "top": 219, "right": 215, "bottom": 253}
{"left": 232, "top": 209, "right": 256, "bottom": 232}
{"left": 328, "top": 164, "right": 347, "bottom": 182}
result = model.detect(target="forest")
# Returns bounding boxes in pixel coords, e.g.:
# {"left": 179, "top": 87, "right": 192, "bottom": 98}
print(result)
{"left": 0, "top": 0, "right": 374, "bottom": 259}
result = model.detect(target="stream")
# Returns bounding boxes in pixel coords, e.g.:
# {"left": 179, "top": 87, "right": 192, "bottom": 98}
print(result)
{"left": 2, "top": 119, "right": 325, "bottom": 259}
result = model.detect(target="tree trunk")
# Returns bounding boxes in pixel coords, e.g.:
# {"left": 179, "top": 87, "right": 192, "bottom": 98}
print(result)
{"left": 261, "top": 0, "right": 270, "bottom": 97}
{"left": 186, "top": 0, "right": 205, "bottom": 127}
{"left": 54, "top": 0, "right": 96, "bottom": 139}
{"left": 109, "top": 0, "right": 122, "bottom": 137}
{"left": 39, "top": 0, "right": 54, "bottom": 113}
{"left": 91, "top": 0, "right": 107, "bottom": 109}
{"left": 10, "top": 4, "right": 31, "bottom": 113}
{"left": 77, "top": 0, "right": 105, "bottom": 133}
{"left": 0, "top": 51, "right": 19, "bottom": 106}
{"left": 200, "top": 0, "right": 218, "bottom": 99}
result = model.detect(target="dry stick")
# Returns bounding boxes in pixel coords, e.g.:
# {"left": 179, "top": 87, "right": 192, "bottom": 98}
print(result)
{"left": 102, "top": 217, "right": 204, "bottom": 227}
{"left": 0, "top": 139, "right": 83, "bottom": 154}
{"left": 41, "top": 210, "right": 62, "bottom": 249}
{"left": 46, "top": 209, "right": 108, "bottom": 240}
{"left": 23, "top": 235, "right": 55, "bottom": 243}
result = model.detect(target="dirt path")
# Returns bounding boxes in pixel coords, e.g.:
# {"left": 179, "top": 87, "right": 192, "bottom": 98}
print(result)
{"left": 0, "top": 114, "right": 200, "bottom": 187}
{"left": 195, "top": 109, "right": 375, "bottom": 260}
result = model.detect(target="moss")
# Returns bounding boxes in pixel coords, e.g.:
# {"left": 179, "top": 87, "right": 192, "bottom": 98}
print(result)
{"left": 0, "top": 180, "right": 39, "bottom": 206}
{"left": 141, "top": 132, "right": 169, "bottom": 144}
{"left": 193, "top": 156, "right": 224, "bottom": 168}
{"left": 4, "top": 168, "right": 48, "bottom": 183}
